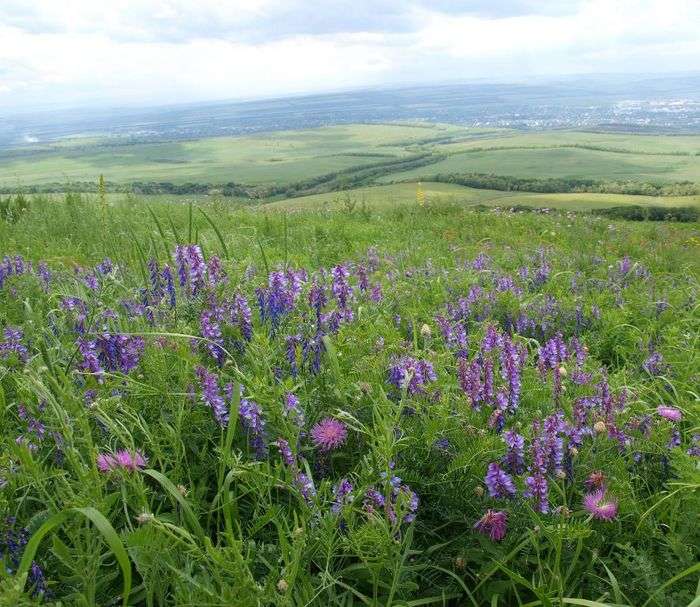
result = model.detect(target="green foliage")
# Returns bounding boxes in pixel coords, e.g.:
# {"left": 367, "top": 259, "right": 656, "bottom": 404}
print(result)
{"left": 0, "top": 194, "right": 698, "bottom": 605}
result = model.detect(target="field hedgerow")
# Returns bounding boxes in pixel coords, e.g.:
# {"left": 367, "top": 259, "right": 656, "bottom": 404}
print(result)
{"left": 0, "top": 194, "right": 698, "bottom": 606}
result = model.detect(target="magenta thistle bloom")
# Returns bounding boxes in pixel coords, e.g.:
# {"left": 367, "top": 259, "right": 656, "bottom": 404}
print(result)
{"left": 583, "top": 488, "right": 618, "bottom": 521}
{"left": 484, "top": 462, "right": 516, "bottom": 499}
{"left": 657, "top": 406, "right": 682, "bottom": 422}
{"left": 310, "top": 417, "right": 348, "bottom": 452}
{"left": 97, "top": 449, "right": 147, "bottom": 473}
{"left": 474, "top": 509, "right": 507, "bottom": 541}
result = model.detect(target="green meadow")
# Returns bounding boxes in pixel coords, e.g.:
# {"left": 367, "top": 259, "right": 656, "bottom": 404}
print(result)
{"left": 3, "top": 125, "right": 700, "bottom": 206}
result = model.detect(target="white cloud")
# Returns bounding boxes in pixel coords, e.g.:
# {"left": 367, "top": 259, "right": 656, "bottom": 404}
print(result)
{"left": 0, "top": 0, "right": 698, "bottom": 111}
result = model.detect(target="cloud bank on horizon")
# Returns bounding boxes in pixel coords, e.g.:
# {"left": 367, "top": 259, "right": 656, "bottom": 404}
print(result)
{"left": 0, "top": 0, "right": 698, "bottom": 111}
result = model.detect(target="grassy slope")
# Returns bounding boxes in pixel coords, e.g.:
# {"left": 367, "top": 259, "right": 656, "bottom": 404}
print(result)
{"left": 1, "top": 196, "right": 698, "bottom": 605}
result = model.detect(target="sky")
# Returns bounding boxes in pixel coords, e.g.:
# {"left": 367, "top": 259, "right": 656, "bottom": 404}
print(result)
{"left": 1, "top": 0, "right": 699, "bottom": 112}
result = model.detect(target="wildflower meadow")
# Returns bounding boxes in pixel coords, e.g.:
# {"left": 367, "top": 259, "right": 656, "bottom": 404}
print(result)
{"left": 0, "top": 195, "right": 698, "bottom": 606}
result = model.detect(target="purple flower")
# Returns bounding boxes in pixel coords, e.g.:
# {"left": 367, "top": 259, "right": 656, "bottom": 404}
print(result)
{"left": 310, "top": 418, "right": 347, "bottom": 452}
{"left": 643, "top": 351, "right": 665, "bottom": 376}
{"left": 97, "top": 449, "right": 147, "bottom": 472}
{"left": 502, "top": 430, "right": 526, "bottom": 475}
{"left": 201, "top": 308, "right": 225, "bottom": 365}
{"left": 331, "top": 478, "right": 354, "bottom": 513}
{"left": 162, "top": 265, "right": 176, "bottom": 307}
{"left": 195, "top": 366, "right": 229, "bottom": 426}
{"left": 231, "top": 292, "right": 253, "bottom": 341}
{"left": 364, "top": 488, "right": 386, "bottom": 512}
{"left": 370, "top": 283, "right": 383, "bottom": 302}
{"left": 525, "top": 473, "right": 549, "bottom": 514}
{"left": 388, "top": 356, "right": 437, "bottom": 395}
{"left": 484, "top": 462, "right": 516, "bottom": 499}
{"left": 283, "top": 392, "right": 305, "bottom": 427}
{"left": 147, "top": 258, "right": 162, "bottom": 298}
{"left": 331, "top": 265, "right": 353, "bottom": 308}
{"left": 472, "top": 253, "right": 491, "bottom": 271}
{"left": 275, "top": 438, "right": 295, "bottom": 467}
{"left": 174, "top": 244, "right": 207, "bottom": 296}
{"left": 294, "top": 472, "right": 316, "bottom": 503}
{"left": 0, "top": 326, "right": 28, "bottom": 362}
{"left": 474, "top": 510, "right": 507, "bottom": 541}
{"left": 285, "top": 334, "right": 301, "bottom": 377}
{"left": 657, "top": 405, "right": 682, "bottom": 422}
{"left": 583, "top": 488, "right": 618, "bottom": 521}
{"left": 239, "top": 398, "right": 267, "bottom": 459}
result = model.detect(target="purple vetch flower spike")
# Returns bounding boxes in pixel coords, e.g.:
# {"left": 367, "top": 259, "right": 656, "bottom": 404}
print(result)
{"left": 231, "top": 292, "right": 253, "bottom": 341}
{"left": 484, "top": 462, "right": 516, "bottom": 499}
{"left": 502, "top": 430, "right": 526, "bottom": 475}
{"left": 331, "top": 478, "right": 354, "bottom": 513}
{"left": 583, "top": 488, "right": 618, "bottom": 521}
{"left": 285, "top": 334, "right": 301, "bottom": 377}
{"left": 356, "top": 265, "right": 369, "bottom": 292}
{"left": 472, "top": 253, "right": 491, "bottom": 271}
{"left": 274, "top": 438, "right": 295, "bottom": 467}
{"left": 147, "top": 258, "right": 162, "bottom": 298}
{"left": 195, "top": 366, "right": 229, "bottom": 426}
{"left": 525, "top": 473, "right": 549, "bottom": 514}
{"left": 283, "top": 392, "right": 305, "bottom": 427}
{"left": 500, "top": 335, "right": 524, "bottom": 411}
{"left": 331, "top": 264, "right": 353, "bottom": 309}
{"left": 387, "top": 356, "right": 437, "bottom": 395}
{"left": 0, "top": 327, "right": 29, "bottom": 362}
{"left": 162, "top": 265, "right": 176, "bottom": 308}
{"left": 667, "top": 428, "right": 681, "bottom": 449}
{"left": 239, "top": 398, "right": 267, "bottom": 459}
{"left": 96, "top": 258, "right": 114, "bottom": 275}
{"left": 310, "top": 417, "right": 347, "bottom": 452}
{"left": 200, "top": 308, "right": 225, "bottom": 365}
{"left": 474, "top": 509, "right": 507, "bottom": 541}
{"left": 363, "top": 488, "right": 386, "bottom": 513}
{"left": 207, "top": 255, "right": 227, "bottom": 286}
{"left": 294, "top": 472, "right": 316, "bottom": 503}
{"left": 481, "top": 325, "right": 502, "bottom": 352}
{"left": 643, "top": 351, "right": 665, "bottom": 376}
{"left": 36, "top": 262, "right": 52, "bottom": 291}
{"left": 370, "top": 283, "right": 383, "bottom": 302}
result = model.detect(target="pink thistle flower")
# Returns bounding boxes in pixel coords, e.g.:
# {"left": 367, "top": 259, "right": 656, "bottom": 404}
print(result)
{"left": 96, "top": 449, "right": 147, "bottom": 473}
{"left": 657, "top": 406, "right": 682, "bottom": 422}
{"left": 96, "top": 453, "right": 116, "bottom": 472}
{"left": 474, "top": 509, "right": 507, "bottom": 541}
{"left": 583, "top": 488, "right": 618, "bottom": 521}
{"left": 310, "top": 418, "right": 348, "bottom": 452}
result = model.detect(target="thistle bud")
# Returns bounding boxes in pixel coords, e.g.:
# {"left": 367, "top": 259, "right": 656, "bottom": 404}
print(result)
{"left": 136, "top": 511, "right": 154, "bottom": 525}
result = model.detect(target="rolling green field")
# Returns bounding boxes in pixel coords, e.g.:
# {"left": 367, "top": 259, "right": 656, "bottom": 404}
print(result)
{"left": 0, "top": 123, "right": 468, "bottom": 187}
{"left": 266, "top": 181, "right": 700, "bottom": 212}
{"left": 3, "top": 124, "right": 700, "bottom": 218}
{"left": 377, "top": 147, "right": 700, "bottom": 184}
{"left": 2, "top": 124, "right": 700, "bottom": 190}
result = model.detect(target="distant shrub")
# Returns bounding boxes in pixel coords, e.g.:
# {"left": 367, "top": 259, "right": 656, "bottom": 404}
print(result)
{"left": 593, "top": 205, "right": 699, "bottom": 222}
